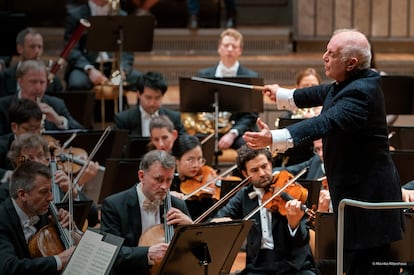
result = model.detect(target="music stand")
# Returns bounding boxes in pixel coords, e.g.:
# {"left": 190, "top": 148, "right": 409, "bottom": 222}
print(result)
{"left": 180, "top": 77, "right": 264, "bottom": 168}
{"left": 55, "top": 200, "right": 93, "bottom": 230}
{"left": 157, "top": 220, "right": 253, "bottom": 275}
{"left": 86, "top": 15, "right": 155, "bottom": 112}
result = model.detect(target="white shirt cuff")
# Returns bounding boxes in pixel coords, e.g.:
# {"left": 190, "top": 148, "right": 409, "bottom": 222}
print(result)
{"left": 229, "top": 129, "right": 239, "bottom": 137}
{"left": 54, "top": 255, "right": 63, "bottom": 271}
{"left": 288, "top": 224, "right": 299, "bottom": 236}
{"left": 270, "top": 128, "right": 294, "bottom": 153}
{"left": 276, "top": 87, "right": 297, "bottom": 111}
{"left": 57, "top": 117, "right": 69, "bottom": 130}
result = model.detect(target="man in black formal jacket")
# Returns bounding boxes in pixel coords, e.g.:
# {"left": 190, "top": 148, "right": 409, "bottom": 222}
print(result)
{"left": 0, "top": 60, "right": 84, "bottom": 136}
{"left": 244, "top": 29, "right": 403, "bottom": 275}
{"left": 114, "top": 71, "right": 185, "bottom": 136}
{"left": 100, "top": 150, "right": 192, "bottom": 274}
{"left": 0, "top": 27, "right": 64, "bottom": 97}
{"left": 0, "top": 161, "right": 75, "bottom": 274}
{"left": 197, "top": 28, "right": 259, "bottom": 150}
{"left": 212, "top": 145, "right": 317, "bottom": 274}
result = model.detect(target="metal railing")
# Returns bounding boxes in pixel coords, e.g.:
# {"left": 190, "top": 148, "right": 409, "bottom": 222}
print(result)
{"left": 337, "top": 199, "right": 414, "bottom": 275}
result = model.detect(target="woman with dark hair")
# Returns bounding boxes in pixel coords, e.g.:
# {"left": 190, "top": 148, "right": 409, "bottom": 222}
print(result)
{"left": 171, "top": 134, "right": 219, "bottom": 220}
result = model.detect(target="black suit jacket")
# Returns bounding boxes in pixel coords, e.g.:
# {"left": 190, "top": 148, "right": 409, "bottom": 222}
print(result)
{"left": 286, "top": 69, "right": 403, "bottom": 250}
{"left": 0, "top": 95, "right": 84, "bottom": 136}
{"left": 113, "top": 105, "right": 185, "bottom": 136}
{"left": 100, "top": 184, "right": 190, "bottom": 274}
{"left": 197, "top": 65, "right": 259, "bottom": 145}
{"left": 0, "top": 64, "right": 64, "bottom": 97}
{"left": 64, "top": 4, "right": 135, "bottom": 79}
{"left": 214, "top": 184, "right": 316, "bottom": 274}
{"left": 0, "top": 198, "right": 59, "bottom": 274}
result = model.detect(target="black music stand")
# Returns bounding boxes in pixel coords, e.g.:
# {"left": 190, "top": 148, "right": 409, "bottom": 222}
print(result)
{"left": 86, "top": 15, "right": 155, "bottom": 112}
{"left": 180, "top": 77, "right": 264, "bottom": 168}
{"left": 157, "top": 220, "right": 253, "bottom": 275}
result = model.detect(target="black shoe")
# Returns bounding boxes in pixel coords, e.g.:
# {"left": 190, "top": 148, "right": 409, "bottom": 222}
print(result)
{"left": 188, "top": 15, "right": 198, "bottom": 30}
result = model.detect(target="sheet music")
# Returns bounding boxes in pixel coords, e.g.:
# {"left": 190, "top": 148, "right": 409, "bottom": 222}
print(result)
{"left": 63, "top": 230, "right": 118, "bottom": 275}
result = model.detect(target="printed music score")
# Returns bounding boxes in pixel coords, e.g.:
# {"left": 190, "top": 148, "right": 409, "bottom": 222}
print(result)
{"left": 62, "top": 230, "right": 123, "bottom": 275}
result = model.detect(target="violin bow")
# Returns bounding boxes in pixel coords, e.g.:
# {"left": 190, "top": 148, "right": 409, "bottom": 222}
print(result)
{"left": 243, "top": 167, "right": 307, "bottom": 221}
{"left": 61, "top": 126, "right": 111, "bottom": 202}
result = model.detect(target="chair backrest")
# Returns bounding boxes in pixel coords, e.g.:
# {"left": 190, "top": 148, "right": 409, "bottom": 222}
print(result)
{"left": 390, "top": 150, "right": 414, "bottom": 185}
{"left": 53, "top": 90, "right": 96, "bottom": 129}
{"left": 99, "top": 158, "right": 142, "bottom": 204}
{"left": 380, "top": 75, "right": 414, "bottom": 114}
{"left": 389, "top": 126, "right": 414, "bottom": 150}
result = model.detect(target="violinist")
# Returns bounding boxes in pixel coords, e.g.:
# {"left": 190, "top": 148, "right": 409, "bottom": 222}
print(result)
{"left": 100, "top": 150, "right": 192, "bottom": 274}
{"left": 212, "top": 145, "right": 317, "bottom": 275}
{"left": 0, "top": 161, "right": 75, "bottom": 275}
{"left": 0, "top": 133, "right": 100, "bottom": 227}
{"left": 171, "top": 134, "right": 220, "bottom": 220}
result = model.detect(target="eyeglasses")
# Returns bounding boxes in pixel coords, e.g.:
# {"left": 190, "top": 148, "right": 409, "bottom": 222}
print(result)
{"left": 185, "top": 157, "right": 206, "bottom": 166}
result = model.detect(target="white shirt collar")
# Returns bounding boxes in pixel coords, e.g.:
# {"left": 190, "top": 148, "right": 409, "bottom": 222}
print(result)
{"left": 215, "top": 61, "right": 239, "bottom": 77}
{"left": 89, "top": 0, "right": 109, "bottom": 16}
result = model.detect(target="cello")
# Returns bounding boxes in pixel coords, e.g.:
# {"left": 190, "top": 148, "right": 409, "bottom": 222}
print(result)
{"left": 138, "top": 190, "right": 174, "bottom": 275}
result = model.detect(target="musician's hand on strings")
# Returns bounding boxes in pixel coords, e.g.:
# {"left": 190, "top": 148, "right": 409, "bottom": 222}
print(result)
{"left": 87, "top": 67, "right": 108, "bottom": 85}
{"left": 285, "top": 199, "right": 305, "bottom": 230}
{"left": 262, "top": 84, "right": 279, "bottom": 103}
{"left": 54, "top": 208, "right": 71, "bottom": 228}
{"left": 166, "top": 207, "right": 192, "bottom": 225}
{"left": 243, "top": 118, "right": 272, "bottom": 149}
{"left": 170, "top": 191, "right": 185, "bottom": 200}
{"left": 148, "top": 243, "right": 169, "bottom": 263}
{"left": 54, "top": 170, "right": 71, "bottom": 193}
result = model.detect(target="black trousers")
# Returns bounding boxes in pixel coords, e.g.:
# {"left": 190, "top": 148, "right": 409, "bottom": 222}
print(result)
{"left": 344, "top": 244, "right": 400, "bottom": 275}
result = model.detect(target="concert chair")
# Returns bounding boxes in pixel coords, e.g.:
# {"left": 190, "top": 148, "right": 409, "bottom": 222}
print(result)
{"left": 390, "top": 150, "right": 414, "bottom": 185}
{"left": 52, "top": 90, "right": 95, "bottom": 129}
{"left": 388, "top": 126, "right": 414, "bottom": 150}
{"left": 98, "top": 158, "right": 142, "bottom": 204}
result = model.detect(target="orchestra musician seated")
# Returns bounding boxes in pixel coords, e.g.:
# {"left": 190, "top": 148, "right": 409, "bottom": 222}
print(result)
{"left": 0, "top": 60, "right": 84, "bottom": 136}
{"left": 100, "top": 150, "right": 192, "bottom": 274}
{"left": 0, "top": 98, "right": 43, "bottom": 184}
{"left": 171, "top": 134, "right": 221, "bottom": 220}
{"left": 0, "top": 133, "right": 100, "bottom": 228}
{"left": 0, "top": 161, "right": 75, "bottom": 275}
{"left": 114, "top": 71, "right": 185, "bottom": 137}
{"left": 64, "top": 0, "right": 142, "bottom": 91}
{"left": 211, "top": 145, "right": 318, "bottom": 274}
{"left": 0, "top": 27, "right": 64, "bottom": 97}
{"left": 148, "top": 115, "right": 178, "bottom": 153}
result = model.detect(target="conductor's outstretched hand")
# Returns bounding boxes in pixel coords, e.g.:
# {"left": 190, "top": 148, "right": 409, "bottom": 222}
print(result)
{"left": 243, "top": 118, "right": 272, "bottom": 149}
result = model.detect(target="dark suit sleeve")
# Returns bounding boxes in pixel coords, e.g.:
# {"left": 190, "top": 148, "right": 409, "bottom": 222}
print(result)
{"left": 44, "top": 96, "right": 84, "bottom": 130}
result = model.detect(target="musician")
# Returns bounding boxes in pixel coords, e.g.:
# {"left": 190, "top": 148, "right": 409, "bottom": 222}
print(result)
{"left": 0, "top": 133, "right": 100, "bottom": 227}
{"left": 114, "top": 71, "right": 185, "bottom": 136}
{"left": 0, "top": 161, "right": 75, "bottom": 275}
{"left": 100, "top": 150, "right": 192, "bottom": 274}
{"left": 244, "top": 29, "right": 403, "bottom": 274}
{"left": 0, "top": 98, "right": 43, "bottom": 184}
{"left": 120, "top": 0, "right": 159, "bottom": 15}
{"left": 0, "top": 27, "right": 64, "bottom": 97}
{"left": 148, "top": 115, "right": 178, "bottom": 153}
{"left": 171, "top": 134, "right": 219, "bottom": 220}
{"left": 197, "top": 28, "right": 259, "bottom": 150}
{"left": 0, "top": 60, "right": 84, "bottom": 136}
{"left": 64, "top": 0, "right": 142, "bottom": 91}
{"left": 212, "top": 145, "right": 317, "bottom": 274}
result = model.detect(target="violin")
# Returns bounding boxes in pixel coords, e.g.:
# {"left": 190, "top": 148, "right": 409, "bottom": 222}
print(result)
{"left": 244, "top": 168, "right": 315, "bottom": 221}
{"left": 262, "top": 170, "right": 309, "bottom": 216}
{"left": 180, "top": 165, "right": 221, "bottom": 201}
{"left": 43, "top": 134, "right": 88, "bottom": 174}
